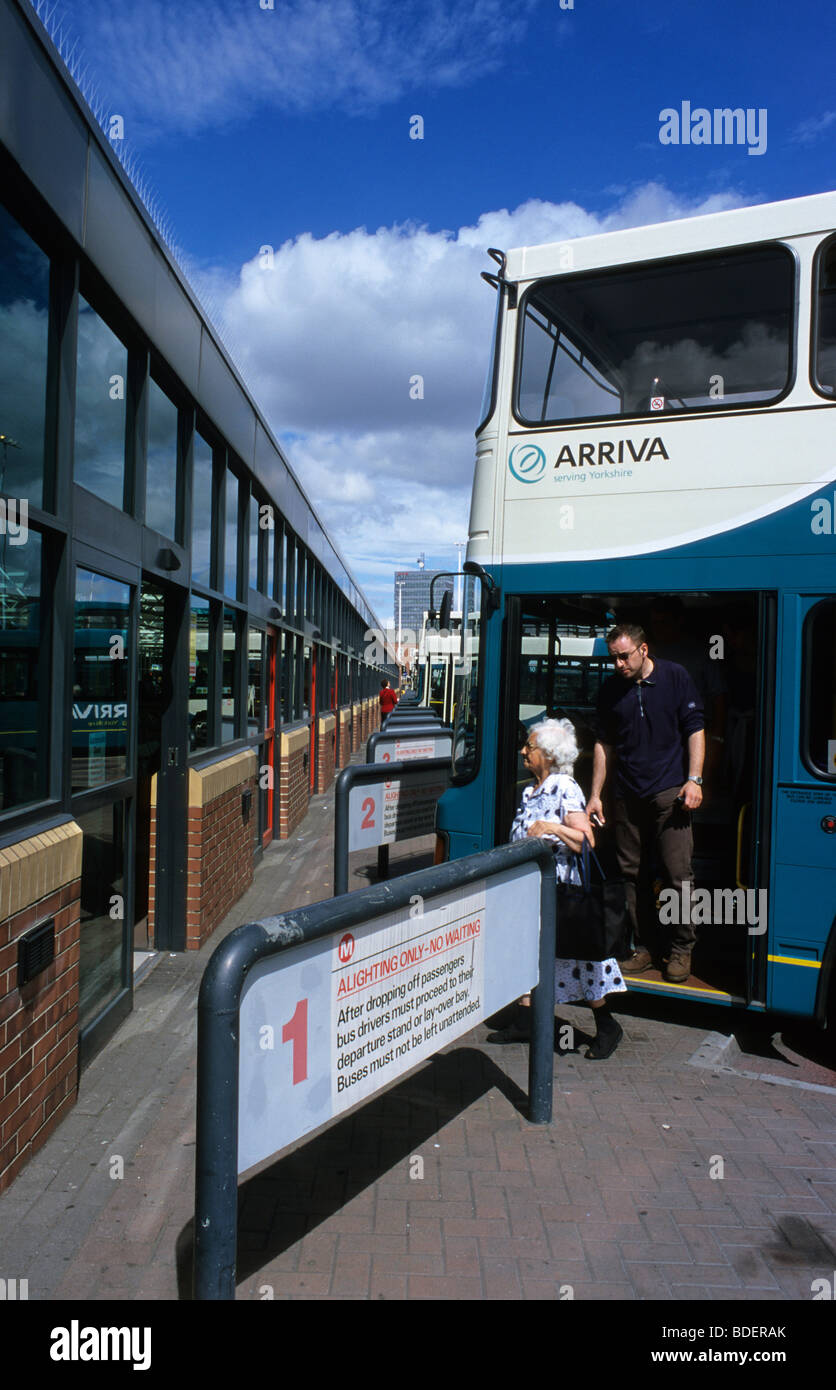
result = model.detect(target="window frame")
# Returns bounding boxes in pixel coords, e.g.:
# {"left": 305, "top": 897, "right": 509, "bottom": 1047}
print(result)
{"left": 512, "top": 240, "right": 798, "bottom": 430}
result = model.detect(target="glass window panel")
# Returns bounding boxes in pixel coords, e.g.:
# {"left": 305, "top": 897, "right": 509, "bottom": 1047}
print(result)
{"left": 0, "top": 529, "right": 48, "bottom": 811}
{"left": 78, "top": 801, "right": 127, "bottom": 1030}
{"left": 516, "top": 244, "right": 794, "bottom": 425}
{"left": 74, "top": 296, "right": 127, "bottom": 508}
{"left": 189, "top": 597, "right": 211, "bottom": 751}
{"left": 191, "top": 433, "right": 213, "bottom": 589}
{"left": 221, "top": 605, "right": 237, "bottom": 742}
{"left": 224, "top": 470, "right": 238, "bottom": 598}
{"left": 280, "top": 630, "right": 292, "bottom": 723}
{"left": 276, "top": 527, "right": 285, "bottom": 610}
{"left": 451, "top": 575, "right": 482, "bottom": 780}
{"left": 0, "top": 203, "right": 49, "bottom": 508}
{"left": 146, "top": 377, "right": 179, "bottom": 538}
{"left": 266, "top": 515, "right": 275, "bottom": 603}
{"left": 805, "top": 601, "right": 836, "bottom": 776}
{"left": 814, "top": 239, "right": 836, "bottom": 398}
{"left": 297, "top": 548, "right": 306, "bottom": 620}
{"left": 302, "top": 641, "right": 311, "bottom": 720}
{"left": 249, "top": 495, "right": 259, "bottom": 591}
{"left": 72, "top": 569, "right": 131, "bottom": 792}
{"left": 248, "top": 627, "right": 264, "bottom": 734}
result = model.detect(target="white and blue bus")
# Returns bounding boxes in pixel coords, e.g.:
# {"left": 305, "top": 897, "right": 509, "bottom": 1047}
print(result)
{"left": 415, "top": 609, "right": 462, "bottom": 724}
{"left": 438, "top": 188, "right": 836, "bottom": 1023}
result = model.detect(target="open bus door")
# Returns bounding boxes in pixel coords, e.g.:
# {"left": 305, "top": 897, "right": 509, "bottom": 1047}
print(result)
{"left": 497, "top": 590, "right": 778, "bottom": 1010}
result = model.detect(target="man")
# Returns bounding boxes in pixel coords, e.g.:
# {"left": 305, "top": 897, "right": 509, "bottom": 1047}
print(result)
{"left": 647, "top": 596, "right": 727, "bottom": 779}
{"left": 379, "top": 678, "right": 398, "bottom": 718}
{"left": 586, "top": 623, "right": 705, "bottom": 984}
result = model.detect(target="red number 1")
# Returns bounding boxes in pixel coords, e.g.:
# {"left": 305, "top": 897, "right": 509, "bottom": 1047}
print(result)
{"left": 282, "top": 998, "right": 308, "bottom": 1084}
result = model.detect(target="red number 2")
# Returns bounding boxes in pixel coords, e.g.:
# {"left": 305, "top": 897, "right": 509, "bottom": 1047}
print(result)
{"left": 282, "top": 998, "right": 308, "bottom": 1084}
{"left": 361, "top": 797, "right": 375, "bottom": 828}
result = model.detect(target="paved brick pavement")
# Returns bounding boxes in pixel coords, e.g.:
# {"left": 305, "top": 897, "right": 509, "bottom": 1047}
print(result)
{"left": 1, "top": 768, "right": 835, "bottom": 1319}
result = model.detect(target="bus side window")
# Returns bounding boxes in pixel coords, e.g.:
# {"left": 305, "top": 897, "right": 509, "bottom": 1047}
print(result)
{"left": 804, "top": 600, "right": 836, "bottom": 776}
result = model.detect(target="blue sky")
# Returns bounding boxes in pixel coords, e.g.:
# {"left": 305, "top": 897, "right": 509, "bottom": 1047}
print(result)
{"left": 32, "top": 0, "right": 836, "bottom": 622}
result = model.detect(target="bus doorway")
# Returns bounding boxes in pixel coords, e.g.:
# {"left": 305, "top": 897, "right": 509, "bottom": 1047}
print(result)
{"left": 498, "top": 590, "right": 774, "bottom": 1005}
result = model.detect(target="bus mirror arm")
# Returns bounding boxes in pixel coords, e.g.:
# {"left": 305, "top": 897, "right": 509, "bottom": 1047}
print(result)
{"left": 462, "top": 560, "right": 501, "bottom": 613}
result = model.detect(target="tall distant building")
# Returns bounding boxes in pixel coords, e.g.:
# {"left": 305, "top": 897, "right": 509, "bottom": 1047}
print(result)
{"left": 393, "top": 570, "right": 454, "bottom": 641}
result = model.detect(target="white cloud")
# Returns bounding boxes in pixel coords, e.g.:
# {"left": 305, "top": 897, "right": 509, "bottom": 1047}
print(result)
{"left": 203, "top": 184, "right": 747, "bottom": 617}
{"left": 793, "top": 111, "right": 836, "bottom": 146}
{"left": 53, "top": 0, "right": 540, "bottom": 134}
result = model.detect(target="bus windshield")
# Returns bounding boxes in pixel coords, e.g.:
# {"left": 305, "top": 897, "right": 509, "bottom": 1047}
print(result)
{"left": 516, "top": 243, "right": 794, "bottom": 425}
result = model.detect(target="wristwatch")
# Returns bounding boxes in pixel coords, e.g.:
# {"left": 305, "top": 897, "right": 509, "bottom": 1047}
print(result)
{"left": 687, "top": 776, "right": 704, "bottom": 786}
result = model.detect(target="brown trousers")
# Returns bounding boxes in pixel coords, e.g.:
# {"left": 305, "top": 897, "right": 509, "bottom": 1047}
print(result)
{"left": 613, "top": 785, "right": 696, "bottom": 954}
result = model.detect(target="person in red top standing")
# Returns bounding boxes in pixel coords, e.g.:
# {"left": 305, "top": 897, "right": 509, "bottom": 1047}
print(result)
{"left": 379, "top": 679, "right": 398, "bottom": 718}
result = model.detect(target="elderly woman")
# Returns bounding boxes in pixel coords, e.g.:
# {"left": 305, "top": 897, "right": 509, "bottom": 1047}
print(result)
{"left": 490, "top": 717, "right": 625, "bottom": 1059}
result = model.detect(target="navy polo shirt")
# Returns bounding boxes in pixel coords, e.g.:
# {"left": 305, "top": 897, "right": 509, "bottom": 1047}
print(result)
{"left": 596, "top": 658, "right": 705, "bottom": 799}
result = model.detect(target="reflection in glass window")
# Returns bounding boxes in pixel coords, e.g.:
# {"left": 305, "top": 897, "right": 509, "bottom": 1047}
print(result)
{"left": 302, "top": 642, "right": 311, "bottom": 720}
{"left": 224, "top": 470, "right": 238, "bottom": 598}
{"left": 280, "top": 630, "right": 294, "bottom": 722}
{"left": 249, "top": 495, "right": 259, "bottom": 591}
{"left": 78, "top": 801, "right": 126, "bottom": 1029}
{"left": 221, "top": 605, "right": 237, "bottom": 742}
{"left": 248, "top": 627, "right": 264, "bottom": 734}
{"left": 814, "top": 239, "right": 836, "bottom": 397}
{"left": 0, "top": 530, "right": 47, "bottom": 811}
{"left": 0, "top": 202, "right": 49, "bottom": 508}
{"left": 516, "top": 245, "right": 794, "bottom": 425}
{"left": 72, "top": 569, "right": 131, "bottom": 792}
{"left": 74, "top": 297, "right": 127, "bottom": 508}
{"left": 805, "top": 601, "right": 836, "bottom": 776}
{"left": 146, "top": 377, "right": 179, "bottom": 538}
{"left": 297, "top": 547, "right": 306, "bottom": 621}
{"left": 189, "top": 597, "right": 211, "bottom": 751}
{"left": 191, "top": 434, "right": 213, "bottom": 588}
{"left": 451, "top": 575, "right": 481, "bottom": 780}
{"left": 266, "top": 514, "right": 275, "bottom": 603}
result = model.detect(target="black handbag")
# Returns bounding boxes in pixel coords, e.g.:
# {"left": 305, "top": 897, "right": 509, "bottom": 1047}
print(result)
{"left": 555, "top": 839, "right": 630, "bottom": 961}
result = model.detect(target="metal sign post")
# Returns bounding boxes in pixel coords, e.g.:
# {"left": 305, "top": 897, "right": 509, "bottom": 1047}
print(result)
{"left": 194, "top": 839, "right": 556, "bottom": 1299}
{"left": 334, "top": 757, "right": 451, "bottom": 896}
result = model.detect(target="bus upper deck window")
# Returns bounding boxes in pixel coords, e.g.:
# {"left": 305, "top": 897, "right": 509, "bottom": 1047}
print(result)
{"left": 515, "top": 243, "right": 794, "bottom": 426}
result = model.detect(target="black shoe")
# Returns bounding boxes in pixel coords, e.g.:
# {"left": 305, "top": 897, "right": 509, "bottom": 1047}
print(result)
{"left": 586, "top": 1017, "right": 623, "bottom": 1060}
{"left": 486, "top": 1008, "right": 531, "bottom": 1043}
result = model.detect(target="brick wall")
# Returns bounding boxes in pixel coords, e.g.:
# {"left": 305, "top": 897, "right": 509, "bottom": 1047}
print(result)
{"left": 182, "top": 751, "right": 257, "bottom": 951}
{"left": 0, "top": 823, "right": 83, "bottom": 1193}
{"left": 351, "top": 702, "right": 362, "bottom": 754}
{"left": 279, "top": 724, "right": 311, "bottom": 839}
{"left": 316, "top": 713, "right": 336, "bottom": 793}
{"left": 337, "top": 708, "right": 351, "bottom": 770}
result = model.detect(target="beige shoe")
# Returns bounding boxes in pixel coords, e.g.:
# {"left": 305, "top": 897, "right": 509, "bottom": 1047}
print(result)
{"left": 620, "top": 948, "right": 653, "bottom": 973}
{"left": 664, "top": 950, "right": 691, "bottom": 983}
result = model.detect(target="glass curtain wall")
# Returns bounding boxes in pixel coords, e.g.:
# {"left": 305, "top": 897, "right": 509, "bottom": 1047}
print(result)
{"left": 74, "top": 297, "right": 128, "bottom": 509}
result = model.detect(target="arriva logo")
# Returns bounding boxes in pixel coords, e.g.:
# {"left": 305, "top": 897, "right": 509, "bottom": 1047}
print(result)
{"left": 509, "top": 443, "right": 546, "bottom": 484}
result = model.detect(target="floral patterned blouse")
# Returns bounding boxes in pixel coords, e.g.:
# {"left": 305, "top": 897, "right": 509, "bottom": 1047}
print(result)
{"left": 509, "top": 772, "right": 586, "bottom": 885}
{"left": 510, "top": 771, "right": 625, "bottom": 1002}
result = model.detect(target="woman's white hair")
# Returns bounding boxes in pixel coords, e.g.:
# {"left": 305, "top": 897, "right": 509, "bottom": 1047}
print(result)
{"left": 529, "top": 717, "right": 578, "bottom": 774}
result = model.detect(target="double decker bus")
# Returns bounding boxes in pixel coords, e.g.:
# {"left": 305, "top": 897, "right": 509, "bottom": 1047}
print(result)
{"left": 439, "top": 188, "right": 836, "bottom": 1024}
{"left": 415, "top": 609, "right": 462, "bottom": 724}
